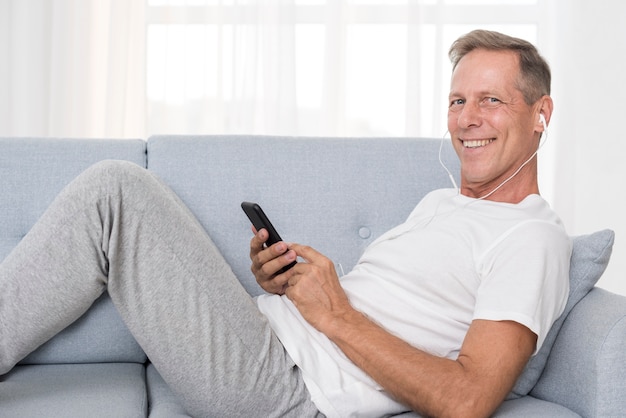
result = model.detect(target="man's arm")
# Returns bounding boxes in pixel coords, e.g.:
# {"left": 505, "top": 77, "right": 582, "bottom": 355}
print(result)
{"left": 284, "top": 243, "right": 536, "bottom": 418}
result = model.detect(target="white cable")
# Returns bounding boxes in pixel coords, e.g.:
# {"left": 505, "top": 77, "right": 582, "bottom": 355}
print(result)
{"left": 438, "top": 131, "right": 459, "bottom": 191}
{"left": 439, "top": 127, "right": 548, "bottom": 200}
{"left": 476, "top": 129, "right": 548, "bottom": 200}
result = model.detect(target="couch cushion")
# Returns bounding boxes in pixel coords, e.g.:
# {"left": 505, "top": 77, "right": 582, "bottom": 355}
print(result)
{"left": 530, "top": 287, "right": 626, "bottom": 417}
{"left": 386, "top": 396, "right": 580, "bottom": 417}
{"left": 0, "top": 137, "right": 147, "bottom": 260}
{"left": 509, "top": 229, "right": 615, "bottom": 398}
{"left": 146, "top": 363, "right": 192, "bottom": 418}
{"left": 20, "top": 293, "right": 147, "bottom": 365}
{"left": 146, "top": 363, "right": 579, "bottom": 418}
{"left": 0, "top": 363, "right": 147, "bottom": 417}
{"left": 493, "top": 396, "right": 581, "bottom": 417}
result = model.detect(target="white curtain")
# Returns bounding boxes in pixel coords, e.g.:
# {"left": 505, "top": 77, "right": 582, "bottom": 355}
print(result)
{"left": 0, "top": 0, "right": 535, "bottom": 139}
{"left": 146, "top": 0, "right": 299, "bottom": 136}
{"left": 143, "top": 1, "right": 536, "bottom": 138}
{"left": 0, "top": 0, "right": 145, "bottom": 138}
{"left": 145, "top": 1, "right": 437, "bottom": 137}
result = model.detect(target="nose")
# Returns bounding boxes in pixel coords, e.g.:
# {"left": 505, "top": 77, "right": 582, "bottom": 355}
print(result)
{"left": 456, "top": 101, "right": 482, "bottom": 129}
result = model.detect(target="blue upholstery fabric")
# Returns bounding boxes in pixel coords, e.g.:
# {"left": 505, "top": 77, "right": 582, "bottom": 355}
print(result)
{"left": 146, "top": 364, "right": 192, "bottom": 418}
{"left": 393, "top": 395, "right": 582, "bottom": 417}
{"left": 510, "top": 229, "right": 615, "bottom": 397}
{"left": 0, "top": 363, "right": 147, "bottom": 417}
{"left": 493, "top": 396, "right": 582, "bottom": 417}
{"left": 20, "top": 294, "right": 146, "bottom": 365}
{"left": 0, "top": 138, "right": 147, "bottom": 261}
{"left": 147, "top": 135, "right": 459, "bottom": 296}
{"left": 531, "top": 288, "right": 626, "bottom": 417}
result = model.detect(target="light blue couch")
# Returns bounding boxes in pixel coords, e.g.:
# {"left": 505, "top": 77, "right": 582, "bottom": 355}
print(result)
{"left": 0, "top": 136, "right": 624, "bottom": 417}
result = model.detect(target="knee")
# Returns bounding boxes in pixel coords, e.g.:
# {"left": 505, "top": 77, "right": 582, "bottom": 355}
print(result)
{"left": 86, "top": 160, "right": 145, "bottom": 179}
{"left": 73, "top": 160, "right": 153, "bottom": 198}
{"left": 80, "top": 160, "right": 148, "bottom": 186}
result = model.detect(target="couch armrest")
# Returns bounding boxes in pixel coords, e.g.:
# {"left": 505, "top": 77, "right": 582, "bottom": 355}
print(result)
{"left": 531, "top": 287, "right": 626, "bottom": 417}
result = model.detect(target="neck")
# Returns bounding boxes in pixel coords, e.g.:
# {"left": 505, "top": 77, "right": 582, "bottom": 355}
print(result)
{"left": 462, "top": 161, "right": 539, "bottom": 203}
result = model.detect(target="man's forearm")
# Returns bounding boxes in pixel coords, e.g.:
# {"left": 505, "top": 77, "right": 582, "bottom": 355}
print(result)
{"left": 325, "top": 310, "right": 526, "bottom": 418}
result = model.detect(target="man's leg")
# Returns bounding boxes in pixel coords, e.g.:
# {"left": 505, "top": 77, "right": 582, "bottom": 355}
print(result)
{"left": 0, "top": 160, "right": 319, "bottom": 417}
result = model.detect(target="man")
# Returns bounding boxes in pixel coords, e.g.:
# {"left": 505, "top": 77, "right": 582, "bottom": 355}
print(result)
{"left": 250, "top": 30, "right": 568, "bottom": 418}
{"left": 0, "top": 30, "right": 570, "bottom": 418}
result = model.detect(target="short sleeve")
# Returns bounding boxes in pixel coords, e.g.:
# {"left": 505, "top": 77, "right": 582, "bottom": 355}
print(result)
{"left": 473, "top": 220, "right": 572, "bottom": 353}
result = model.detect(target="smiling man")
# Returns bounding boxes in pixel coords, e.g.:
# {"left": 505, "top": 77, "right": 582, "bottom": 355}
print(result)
{"left": 1, "top": 30, "right": 570, "bottom": 418}
{"left": 447, "top": 34, "right": 553, "bottom": 202}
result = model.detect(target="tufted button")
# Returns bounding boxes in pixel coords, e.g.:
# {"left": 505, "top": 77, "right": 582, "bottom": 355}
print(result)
{"left": 358, "top": 226, "right": 371, "bottom": 239}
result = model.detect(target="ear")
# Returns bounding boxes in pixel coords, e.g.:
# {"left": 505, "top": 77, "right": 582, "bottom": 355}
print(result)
{"left": 535, "top": 96, "right": 553, "bottom": 133}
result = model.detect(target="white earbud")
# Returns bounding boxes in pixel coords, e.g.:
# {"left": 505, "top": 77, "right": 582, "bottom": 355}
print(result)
{"left": 539, "top": 114, "right": 547, "bottom": 131}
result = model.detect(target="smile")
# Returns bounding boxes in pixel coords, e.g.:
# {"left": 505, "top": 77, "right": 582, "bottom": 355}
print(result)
{"left": 462, "top": 139, "right": 494, "bottom": 148}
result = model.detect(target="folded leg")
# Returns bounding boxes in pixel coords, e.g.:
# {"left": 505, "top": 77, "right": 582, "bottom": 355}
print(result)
{"left": 0, "top": 160, "right": 318, "bottom": 417}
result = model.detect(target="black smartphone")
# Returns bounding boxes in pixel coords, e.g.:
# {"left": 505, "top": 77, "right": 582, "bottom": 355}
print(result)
{"left": 241, "top": 201, "right": 297, "bottom": 272}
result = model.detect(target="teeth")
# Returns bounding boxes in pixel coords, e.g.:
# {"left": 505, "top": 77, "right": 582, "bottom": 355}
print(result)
{"left": 463, "top": 139, "right": 494, "bottom": 148}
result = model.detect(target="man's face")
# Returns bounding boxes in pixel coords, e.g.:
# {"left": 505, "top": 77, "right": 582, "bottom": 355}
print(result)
{"left": 447, "top": 48, "right": 540, "bottom": 198}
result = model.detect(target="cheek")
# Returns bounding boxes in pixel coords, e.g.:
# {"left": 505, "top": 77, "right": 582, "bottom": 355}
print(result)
{"left": 447, "top": 113, "right": 459, "bottom": 137}
{"left": 447, "top": 110, "right": 456, "bottom": 129}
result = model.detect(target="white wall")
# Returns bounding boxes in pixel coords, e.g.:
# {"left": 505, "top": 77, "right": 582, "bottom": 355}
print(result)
{"left": 545, "top": 0, "right": 626, "bottom": 295}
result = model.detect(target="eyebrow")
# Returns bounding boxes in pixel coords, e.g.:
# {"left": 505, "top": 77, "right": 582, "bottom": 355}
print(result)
{"left": 448, "top": 88, "right": 509, "bottom": 99}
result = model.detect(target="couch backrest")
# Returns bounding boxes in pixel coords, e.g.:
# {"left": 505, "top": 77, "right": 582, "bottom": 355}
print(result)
{"left": 1, "top": 135, "right": 460, "bottom": 365}
{"left": 147, "top": 135, "right": 460, "bottom": 296}
{"left": 0, "top": 137, "right": 148, "bottom": 365}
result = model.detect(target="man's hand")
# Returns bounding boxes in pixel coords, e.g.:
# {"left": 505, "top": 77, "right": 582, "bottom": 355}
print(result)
{"left": 249, "top": 228, "right": 297, "bottom": 294}
{"left": 281, "top": 243, "right": 354, "bottom": 333}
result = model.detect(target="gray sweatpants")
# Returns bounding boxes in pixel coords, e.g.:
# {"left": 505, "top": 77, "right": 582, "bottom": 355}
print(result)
{"left": 0, "top": 160, "right": 320, "bottom": 417}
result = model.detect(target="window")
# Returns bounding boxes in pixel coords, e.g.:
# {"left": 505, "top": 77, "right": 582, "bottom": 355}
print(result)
{"left": 146, "top": 0, "right": 542, "bottom": 137}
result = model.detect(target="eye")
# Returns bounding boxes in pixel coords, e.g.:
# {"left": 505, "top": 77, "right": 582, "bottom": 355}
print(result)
{"left": 481, "top": 97, "right": 502, "bottom": 108}
{"left": 449, "top": 98, "right": 465, "bottom": 108}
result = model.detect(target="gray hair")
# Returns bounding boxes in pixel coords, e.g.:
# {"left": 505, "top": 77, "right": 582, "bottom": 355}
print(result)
{"left": 449, "top": 29, "right": 551, "bottom": 104}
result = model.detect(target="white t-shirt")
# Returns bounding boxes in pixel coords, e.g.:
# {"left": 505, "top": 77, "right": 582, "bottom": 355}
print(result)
{"left": 256, "top": 189, "right": 571, "bottom": 417}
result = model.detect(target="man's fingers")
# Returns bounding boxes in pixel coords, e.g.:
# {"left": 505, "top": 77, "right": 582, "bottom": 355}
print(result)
{"left": 288, "top": 243, "right": 321, "bottom": 263}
